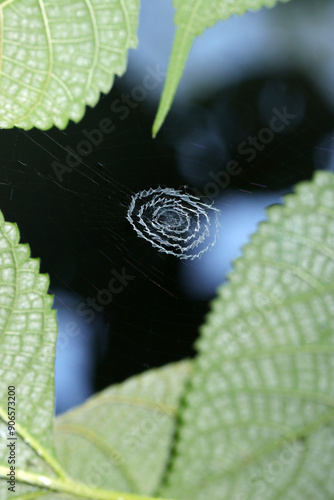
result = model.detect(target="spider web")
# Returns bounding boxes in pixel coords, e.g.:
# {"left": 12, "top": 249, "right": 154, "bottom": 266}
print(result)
{"left": 0, "top": 83, "right": 213, "bottom": 410}
{"left": 0, "top": 57, "right": 333, "bottom": 413}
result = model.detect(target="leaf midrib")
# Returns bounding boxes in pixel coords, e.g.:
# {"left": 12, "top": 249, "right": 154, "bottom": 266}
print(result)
{"left": 14, "top": 0, "right": 53, "bottom": 124}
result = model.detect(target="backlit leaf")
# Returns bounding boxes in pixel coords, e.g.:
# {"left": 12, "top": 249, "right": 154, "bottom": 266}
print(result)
{"left": 0, "top": 0, "right": 139, "bottom": 130}
{"left": 152, "top": 0, "right": 292, "bottom": 137}
{"left": 159, "top": 171, "right": 334, "bottom": 500}
{"left": 0, "top": 210, "right": 61, "bottom": 499}
{"left": 54, "top": 360, "right": 192, "bottom": 496}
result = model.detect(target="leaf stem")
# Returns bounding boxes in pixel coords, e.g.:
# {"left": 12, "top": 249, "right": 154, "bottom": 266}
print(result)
{"left": 0, "top": 467, "right": 176, "bottom": 500}
{"left": 0, "top": 406, "right": 68, "bottom": 481}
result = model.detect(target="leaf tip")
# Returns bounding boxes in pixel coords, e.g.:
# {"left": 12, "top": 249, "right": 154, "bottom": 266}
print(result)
{"left": 152, "top": 117, "right": 162, "bottom": 139}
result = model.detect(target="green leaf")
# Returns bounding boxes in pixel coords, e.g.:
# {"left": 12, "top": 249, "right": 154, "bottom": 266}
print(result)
{"left": 54, "top": 360, "right": 192, "bottom": 496}
{"left": 0, "top": 0, "right": 139, "bottom": 130}
{"left": 0, "top": 210, "right": 62, "bottom": 498}
{"left": 152, "top": 0, "right": 292, "bottom": 137}
{"left": 0, "top": 229, "right": 192, "bottom": 500}
{"left": 0, "top": 209, "right": 192, "bottom": 499}
{"left": 159, "top": 171, "right": 334, "bottom": 500}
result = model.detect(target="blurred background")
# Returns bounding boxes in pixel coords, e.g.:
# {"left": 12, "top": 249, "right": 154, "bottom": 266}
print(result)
{"left": 0, "top": 0, "right": 333, "bottom": 414}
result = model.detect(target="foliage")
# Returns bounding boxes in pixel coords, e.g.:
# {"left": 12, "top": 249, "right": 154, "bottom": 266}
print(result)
{"left": 1, "top": 1, "right": 333, "bottom": 499}
{"left": 1, "top": 170, "right": 334, "bottom": 499}
{"left": 151, "top": 0, "right": 291, "bottom": 136}
{"left": 0, "top": 0, "right": 290, "bottom": 133}
{"left": 54, "top": 360, "right": 192, "bottom": 497}
{"left": 0, "top": 0, "right": 139, "bottom": 130}
{"left": 159, "top": 170, "right": 334, "bottom": 500}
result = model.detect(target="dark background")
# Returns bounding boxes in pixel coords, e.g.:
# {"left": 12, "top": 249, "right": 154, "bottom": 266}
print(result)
{"left": 0, "top": 0, "right": 333, "bottom": 413}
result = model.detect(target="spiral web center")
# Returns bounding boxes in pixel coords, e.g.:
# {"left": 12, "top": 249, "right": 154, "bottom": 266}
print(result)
{"left": 157, "top": 209, "right": 184, "bottom": 229}
{"left": 127, "top": 187, "right": 220, "bottom": 260}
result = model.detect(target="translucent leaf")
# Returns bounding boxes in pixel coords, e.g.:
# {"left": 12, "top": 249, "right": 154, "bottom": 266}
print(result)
{"left": 0, "top": 210, "right": 62, "bottom": 498}
{"left": 0, "top": 215, "right": 192, "bottom": 500}
{"left": 152, "top": 0, "right": 292, "bottom": 137}
{"left": 159, "top": 171, "right": 334, "bottom": 500}
{"left": 0, "top": 0, "right": 139, "bottom": 130}
{"left": 54, "top": 360, "right": 192, "bottom": 496}
{"left": 0, "top": 210, "right": 191, "bottom": 499}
